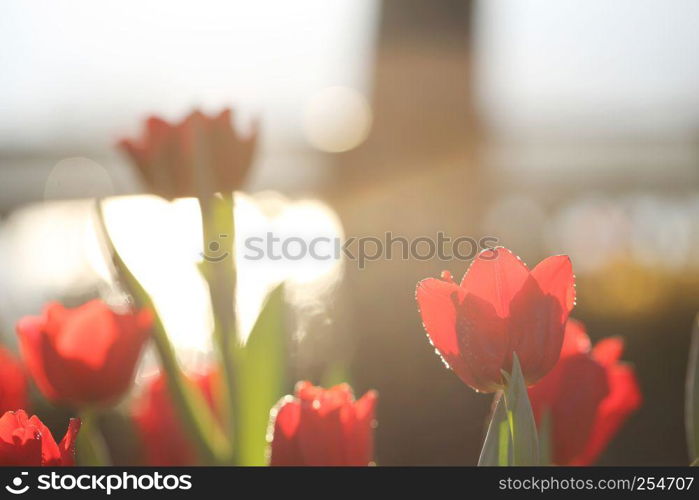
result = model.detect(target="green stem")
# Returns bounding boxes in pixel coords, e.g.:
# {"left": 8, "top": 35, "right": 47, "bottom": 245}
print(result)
{"left": 93, "top": 200, "right": 232, "bottom": 464}
{"left": 198, "top": 194, "right": 239, "bottom": 462}
{"left": 77, "top": 410, "right": 110, "bottom": 466}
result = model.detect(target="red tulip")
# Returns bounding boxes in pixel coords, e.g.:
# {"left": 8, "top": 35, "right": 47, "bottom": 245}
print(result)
{"left": 528, "top": 319, "right": 642, "bottom": 465}
{"left": 119, "top": 109, "right": 258, "bottom": 200}
{"left": 269, "top": 382, "right": 378, "bottom": 466}
{"left": 16, "top": 300, "right": 152, "bottom": 407}
{"left": 0, "top": 410, "right": 80, "bottom": 466}
{"left": 0, "top": 347, "right": 27, "bottom": 414}
{"left": 416, "top": 247, "right": 575, "bottom": 393}
{"left": 132, "top": 370, "right": 218, "bottom": 466}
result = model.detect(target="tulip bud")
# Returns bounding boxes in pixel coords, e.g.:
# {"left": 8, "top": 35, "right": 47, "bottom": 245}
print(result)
{"left": 528, "top": 319, "right": 642, "bottom": 465}
{"left": 0, "top": 410, "right": 80, "bottom": 466}
{"left": 17, "top": 300, "right": 152, "bottom": 408}
{"left": 119, "top": 109, "right": 258, "bottom": 200}
{"left": 269, "top": 382, "right": 377, "bottom": 466}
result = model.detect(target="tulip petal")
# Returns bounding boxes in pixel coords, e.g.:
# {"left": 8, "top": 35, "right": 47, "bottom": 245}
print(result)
{"left": 416, "top": 277, "right": 463, "bottom": 361}
{"left": 0, "top": 411, "right": 46, "bottom": 466}
{"left": 455, "top": 294, "right": 509, "bottom": 392}
{"left": 559, "top": 319, "right": 591, "bottom": 358}
{"left": 58, "top": 419, "right": 81, "bottom": 466}
{"left": 270, "top": 384, "right": 377, "bottom": 466}
{"left": 354, "top": 390, "right": 378, "bottom": 423}
{"left": 508, "top": 278, "right": 566, "bottom": 384}
{"left": 347, "top": 390, "right": 377, "bottom": 466}
{"left": 416, "top": 278, "right": 467, "bottom": 373}
{"left": 28, "top": 414, "right": 81, "bottom": 466}
{"left": 44, "top": 302, "right": 69, "bottom": 334}
{"left": 418, "top": 277, "right": 504, "bottom": 391}
{"left": 96, "top": 314, "right": 152, "bottom": 405}
{"left": 531, "top": 255, "right": 575, "bottom": 313}
{"left": 547, "top": 355, "right": 609, "bottom": 465}
{"left": 460, "top": 247, "right": 530, "bottom": 318}
{"left": 18, "top": 300, "right": 151, "bottom": 407}
{"left": 0, "top": 411, "right": 80, "bottom": 466}
{"left": 529, "top": 320, "right": 641, "bottom": 466}
{"left": 17, "top": 316, "right": 66, "bottom": 402}
{"left": 574, "top": 363, "right": 642, "bottom": 465}
{"left": 592, "top": 337, "right": 625, "bottom": 366}
{"left": 117, "top": 139, "right": 147, "bottom": 176}
{"left": 55, "top": 302, "right": 119, "bottom": 369}
{"left": 269, "top": 398, "right": 303, "bottom": 466}
{"left": 299, "top": 402, "right": 346, "bottom": 465}
{"left": 120, "top": 109, "right": 257, "bottom": 200}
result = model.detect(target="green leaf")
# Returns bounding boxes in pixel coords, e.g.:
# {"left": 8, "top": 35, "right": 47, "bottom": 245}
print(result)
{"left": 686, "top": 313, "right": 699, "bottom": 462}
{"left": 503, "top": 353, "right": 540, "bottom": 466}
{"left": 478, "top": 392, "right": 512, "bottom": 466}
{"left": 232, "top": 284, "right": 286, "bottom": 465}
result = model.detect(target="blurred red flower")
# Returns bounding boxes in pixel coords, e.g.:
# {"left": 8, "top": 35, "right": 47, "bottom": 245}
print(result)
{"left": 269, "top": 382, "right": 378, "bottom": 466}
{"left": 528, "top": 319, "right": 642, "bottom": 465}
{"left": 16, "top": 300, "right": 152, "bottom": 407}
{"left": 416, "top": 247, "right": 575, "bottom": 393}
{"left": 0, "top": 410, "right": 80, "bottom": 466}
{"left": 119, "top": 109, "right": 258, "bottom": 200}
{"left": 132, "top": 370, "right": 218, "bottom": 466}
{"left": 0, "top": 347, "right": 27, "bottom": 414}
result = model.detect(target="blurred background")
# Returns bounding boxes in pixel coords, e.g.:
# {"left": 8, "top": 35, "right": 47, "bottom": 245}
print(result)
{"left": 1, "top": 0, "right": 699, "bottom": 464}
